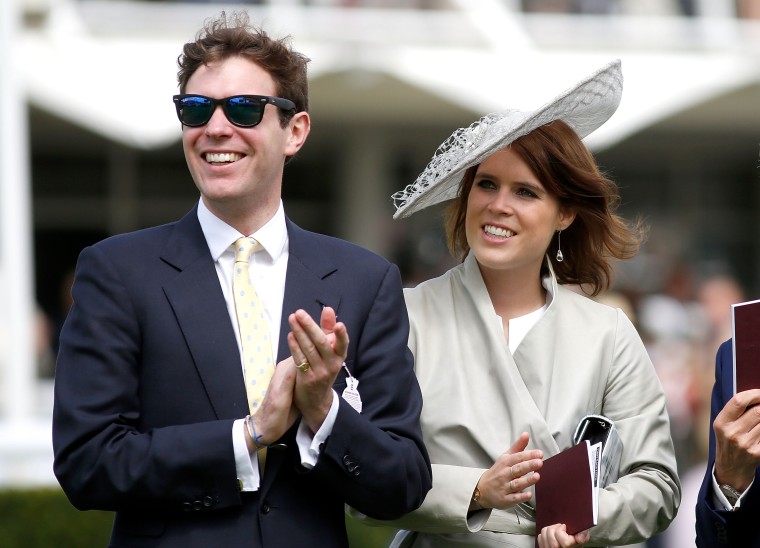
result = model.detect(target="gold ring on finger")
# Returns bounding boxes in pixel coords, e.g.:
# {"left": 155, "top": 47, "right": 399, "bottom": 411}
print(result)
{"left": 296, "top": 360, "right": 311, "bottom": 373}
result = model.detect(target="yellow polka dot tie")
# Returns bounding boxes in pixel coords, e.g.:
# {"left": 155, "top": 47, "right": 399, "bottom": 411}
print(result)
{"left": 232, "top": 237, "right": 274, "bottom": 415}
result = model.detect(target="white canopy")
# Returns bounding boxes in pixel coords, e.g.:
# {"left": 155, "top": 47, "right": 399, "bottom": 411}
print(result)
{"left": 20, "top": 1, "right": 760, "bottom": 150}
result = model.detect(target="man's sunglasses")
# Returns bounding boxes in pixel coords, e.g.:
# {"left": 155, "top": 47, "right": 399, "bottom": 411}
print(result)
{"left": 172, "top": 94, "right": 297, "bottom": 128}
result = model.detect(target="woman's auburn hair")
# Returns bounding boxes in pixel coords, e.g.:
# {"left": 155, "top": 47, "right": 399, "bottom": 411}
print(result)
{"left": 444, "top": 119, "right": 645, "bottom": 296}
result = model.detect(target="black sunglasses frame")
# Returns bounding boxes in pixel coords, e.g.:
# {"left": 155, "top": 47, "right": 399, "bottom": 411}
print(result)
{"left": 172, "top": 94, "right": 297, "bottom": 128}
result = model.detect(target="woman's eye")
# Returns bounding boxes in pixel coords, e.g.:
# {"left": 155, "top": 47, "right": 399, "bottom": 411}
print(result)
{"left": 517, "top": 187, "right": 538, "bottom": 198}
{"left": 475, "top": 179, "right": 497, "bottom": 190}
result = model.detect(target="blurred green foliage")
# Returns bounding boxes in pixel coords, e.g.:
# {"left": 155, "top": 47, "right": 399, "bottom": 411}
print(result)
{"left": 0, "top": 488, "right": 397, "bottom": 547}
{"left": 0, "top": 488, "right": 112, "bottom": 547}
{"left": 346, "top": 515, "right": 397, "bottom": 547}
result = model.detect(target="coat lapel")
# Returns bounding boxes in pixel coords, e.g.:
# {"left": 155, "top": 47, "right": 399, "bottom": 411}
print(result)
{"left": 160, "top": 207, "right": 249, "bottom": 420}
{"left": 459, "top": 254, "right": 561, "bottom": 456}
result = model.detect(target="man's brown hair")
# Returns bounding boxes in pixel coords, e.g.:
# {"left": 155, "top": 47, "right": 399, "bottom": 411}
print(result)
{"left": 177, "top": 11, "right": 309, "bottom": 128}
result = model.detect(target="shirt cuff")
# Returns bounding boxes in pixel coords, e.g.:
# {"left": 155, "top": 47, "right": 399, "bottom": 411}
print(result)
{"left": 296, "top": 390, "right": 339, "bottom": 469}
{"left": 233, "top": 418, "right": 260, "bottom": 491}
{"left": 711, "top": 463, "right": 754, "bottom": 510}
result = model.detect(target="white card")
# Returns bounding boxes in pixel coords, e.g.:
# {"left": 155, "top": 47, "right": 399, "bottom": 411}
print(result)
{"left": 341, "top": 363, "right": 363, "bottom": 413}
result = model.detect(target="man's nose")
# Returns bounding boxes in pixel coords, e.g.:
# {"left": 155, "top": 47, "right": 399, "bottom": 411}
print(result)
{"left": 205, "top": 105, "right": 233, "bottom": 137}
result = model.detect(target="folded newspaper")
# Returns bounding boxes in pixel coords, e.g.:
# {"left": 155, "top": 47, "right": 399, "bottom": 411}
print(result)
{"left": 572, "top": 414, "right": 623, "bottom": 488}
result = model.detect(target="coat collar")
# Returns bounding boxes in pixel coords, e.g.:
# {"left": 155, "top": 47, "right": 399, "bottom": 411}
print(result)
{"left": 160, "top": 205, "right": 210, "bottom": 271}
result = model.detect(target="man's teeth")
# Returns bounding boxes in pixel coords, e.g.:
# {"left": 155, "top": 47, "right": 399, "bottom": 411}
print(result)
{"left": 206, "top": 152, "right": 241, "bottom": 163}
{"left": 484, "top": 225, "right": 514, "bottom": 238}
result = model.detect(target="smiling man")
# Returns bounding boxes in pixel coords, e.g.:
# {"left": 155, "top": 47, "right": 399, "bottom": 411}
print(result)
{"left": 52, "top": 12, "right": 431, "bottom": 547}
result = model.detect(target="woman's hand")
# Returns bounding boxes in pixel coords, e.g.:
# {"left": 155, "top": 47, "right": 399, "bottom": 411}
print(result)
{"left": 537, "top": 524, "right": 590, "bottom": 548}
{"left": 472, "top": 432, "right": 543, "bottom": 510}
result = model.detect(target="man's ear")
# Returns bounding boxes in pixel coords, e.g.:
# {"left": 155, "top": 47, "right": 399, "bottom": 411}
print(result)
{"left": 285, "top": 111, "right": 310, "bottom": 157}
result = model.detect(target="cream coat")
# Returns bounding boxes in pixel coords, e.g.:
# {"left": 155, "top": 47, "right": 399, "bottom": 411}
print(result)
{"left": 388, "top": 254, "right": 680, "bottom": 547}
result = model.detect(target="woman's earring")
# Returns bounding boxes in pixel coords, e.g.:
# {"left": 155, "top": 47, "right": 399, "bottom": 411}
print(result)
{"left": 556, "top": 230, "right": 564, "bottom": 263}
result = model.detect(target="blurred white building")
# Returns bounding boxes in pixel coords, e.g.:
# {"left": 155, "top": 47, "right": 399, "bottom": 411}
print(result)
{"left": 2, "top": 0, "right": 760, "bottom": 488}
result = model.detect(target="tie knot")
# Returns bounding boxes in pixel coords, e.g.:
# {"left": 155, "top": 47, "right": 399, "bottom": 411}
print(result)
{"left": 234, "top": 237, "right": 258, "bottom": 263}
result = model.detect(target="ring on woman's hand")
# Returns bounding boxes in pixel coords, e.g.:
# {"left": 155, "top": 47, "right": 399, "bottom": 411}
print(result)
{"left": 296, "top": 360, "right": 311, "bottom": 372}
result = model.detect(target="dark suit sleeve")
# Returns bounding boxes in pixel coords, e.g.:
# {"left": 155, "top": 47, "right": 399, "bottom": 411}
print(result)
{"left": 52, "top": 244, "right": 242, "bottom": 513}
{"left": 695, "top": 339, "right": 760, "bottom": 547}
{"left": 308, "top": 262, "right": 432, "bottom": 520}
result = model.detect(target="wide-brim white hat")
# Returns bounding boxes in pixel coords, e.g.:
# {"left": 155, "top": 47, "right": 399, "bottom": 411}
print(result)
{"left": 391, "top": 59, "right": 623, "bottom": 219}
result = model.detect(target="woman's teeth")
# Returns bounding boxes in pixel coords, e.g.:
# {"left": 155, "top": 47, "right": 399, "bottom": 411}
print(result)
{"left": 484, "top": 225, "right": 514, "bottom": 238}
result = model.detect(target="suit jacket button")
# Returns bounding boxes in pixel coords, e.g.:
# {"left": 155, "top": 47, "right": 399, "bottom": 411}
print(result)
{"left": 193, "top": 500, "right": 203, "bottom": 511}
{"left": 182, "top": 502, "right": 192, "bottom": 512}
{"left": 343, "top": 455, "right": 352, "bottom": 466}
{"left": 261, "top": 503, "right": 271, "bottom": 514}
{"left": 203, "top": 496, "right": 214, "bottom": 507}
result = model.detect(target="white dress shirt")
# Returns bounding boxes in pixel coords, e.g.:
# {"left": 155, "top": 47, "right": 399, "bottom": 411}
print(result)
{"left": 711, "top": 464, "right": 754, "bottom": 510}
{"left": 197, "top": 199, "right": 338, "bottom": 491}
{"left": 506, "top": 276, "right": 552, "bottom": 354}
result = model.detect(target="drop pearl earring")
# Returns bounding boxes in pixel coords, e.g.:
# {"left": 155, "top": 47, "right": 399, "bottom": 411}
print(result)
{"left": 556, "top": 230, "right": 564, "bottom": 263}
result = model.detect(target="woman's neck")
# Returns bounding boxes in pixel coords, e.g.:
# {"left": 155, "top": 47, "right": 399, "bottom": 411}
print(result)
{"left": 478, "top": 263, "right": 547, "bottom": 321}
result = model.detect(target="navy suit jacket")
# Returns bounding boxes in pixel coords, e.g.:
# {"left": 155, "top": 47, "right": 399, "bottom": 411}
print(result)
{"left": 695, "top": 339, "right": 760, "bottom": 547}
{"left": 52, "top": 207, "right": 431, "bottom": 547}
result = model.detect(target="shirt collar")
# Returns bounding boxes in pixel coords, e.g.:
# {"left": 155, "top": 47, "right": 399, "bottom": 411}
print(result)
{"left": 197, "top": 199, "right": 288, "bottom": 263}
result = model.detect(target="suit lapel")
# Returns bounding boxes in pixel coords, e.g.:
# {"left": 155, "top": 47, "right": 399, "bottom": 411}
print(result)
{"left": 159, "top": 213, "right": 343, "bottom": 487}
{"left": 262, "top": 219, "right": 342, "bottom": 491}
{"left": 275, "top": 219, "right": 342, "bottom": 362}
{"left": 160, "top": 207, "right": 249, "bottom": 420}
